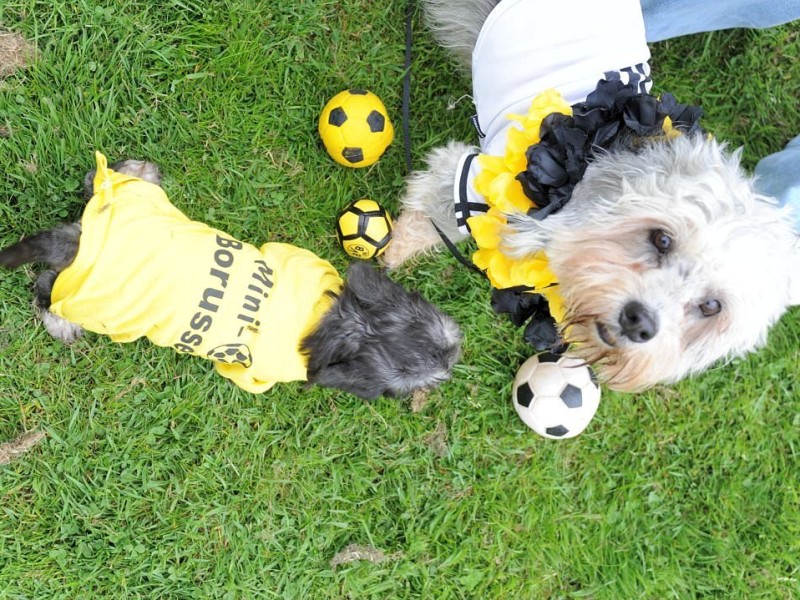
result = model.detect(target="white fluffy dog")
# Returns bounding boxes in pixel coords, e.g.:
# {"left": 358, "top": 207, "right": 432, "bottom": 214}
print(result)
{"left": 384, "top": 0, "right": 800, "bottom": 391}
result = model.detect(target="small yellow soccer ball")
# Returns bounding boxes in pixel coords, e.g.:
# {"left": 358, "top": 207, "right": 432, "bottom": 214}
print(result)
{"left": 318, "top": 89, "right": 394, "bottom": 168}
{"left": 336, "top": 199, "right": 393, "bottom": 259}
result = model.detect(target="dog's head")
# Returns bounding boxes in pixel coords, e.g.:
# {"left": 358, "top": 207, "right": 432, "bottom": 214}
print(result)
{"left": 505, "top": 134, "right": 800, "bottom": 391}
{"left": 301, "top": 261, "right": 462, "bottom": 399}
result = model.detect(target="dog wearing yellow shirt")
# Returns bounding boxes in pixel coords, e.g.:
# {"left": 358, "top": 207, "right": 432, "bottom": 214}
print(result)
{"left": 0, "top": 153, "right": 462, "bottom": 400}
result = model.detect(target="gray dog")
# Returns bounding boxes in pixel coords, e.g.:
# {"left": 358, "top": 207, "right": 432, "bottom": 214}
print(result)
{"left": 0, "top": 155, "right": 461, "bottom": 400}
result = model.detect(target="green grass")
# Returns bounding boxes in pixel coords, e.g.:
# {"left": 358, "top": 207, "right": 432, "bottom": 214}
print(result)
{"left": 1, "top": 1, "right": 799, "bottom": 597}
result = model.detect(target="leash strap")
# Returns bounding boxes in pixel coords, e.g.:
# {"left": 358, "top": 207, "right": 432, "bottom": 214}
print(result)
{"left": 430, "top": 221, "right": 486, "bottom": 275}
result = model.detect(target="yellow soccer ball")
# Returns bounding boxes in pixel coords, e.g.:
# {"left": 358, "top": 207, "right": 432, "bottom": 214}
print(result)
{"left": 336, "top": 199, "right": 393, "bottom": 259}
{"left": 319, "top": 89, "right": 394, "bottom": 168}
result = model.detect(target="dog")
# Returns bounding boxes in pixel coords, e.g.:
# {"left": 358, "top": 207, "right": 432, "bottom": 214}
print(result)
{"left": 383, "top": 0, "right": 800, "bottom": 391}
{"left": 0, "top": 153, "right": 462, "bottom": 400}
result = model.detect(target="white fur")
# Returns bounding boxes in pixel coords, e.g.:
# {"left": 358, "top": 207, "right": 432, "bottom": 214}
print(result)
{"left": 791, "top": 238, "right": 800, "bottom": 306}
{"left": 37, "top": 304, "right": 83, "bottom": 344}
{"left": 511, "top": 136, "right": 799, "bottom": 389}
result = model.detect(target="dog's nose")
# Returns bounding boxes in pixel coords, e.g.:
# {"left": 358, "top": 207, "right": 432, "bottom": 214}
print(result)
{"left": 618, "top": 301, "right": 659, "bottom": 343}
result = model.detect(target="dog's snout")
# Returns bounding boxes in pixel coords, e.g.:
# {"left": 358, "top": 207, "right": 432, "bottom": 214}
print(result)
{"left": 619, "top": 301, "right": 659, "bottom": 343}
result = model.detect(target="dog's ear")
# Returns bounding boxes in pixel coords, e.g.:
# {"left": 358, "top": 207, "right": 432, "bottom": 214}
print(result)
{"left": 341, "top": 260, "right": 389, "bottom": 305}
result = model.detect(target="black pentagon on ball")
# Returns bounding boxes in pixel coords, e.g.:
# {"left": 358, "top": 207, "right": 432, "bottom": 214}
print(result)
{"left": 349, "top": 88, "right": 368, "bottom": 95}
{"left": 537, "top": 352, "right": 560, "bottom": 363}
{"left": 342, "top": 147, "right": 364, "bottom": 164}
{"left": 328, "top": 107, "right": 347, "bottom": 127}
{"left": 560, "top": 384, "right": 583, "bottom": 409}
{"left": 516, "top": 381, "right": 534, "bottom": 408}
{"left": 366, "top": 110, "right": 386, "bottom": 133}
{"left": 546, "top": 425, "right": 569, "bottom": 437}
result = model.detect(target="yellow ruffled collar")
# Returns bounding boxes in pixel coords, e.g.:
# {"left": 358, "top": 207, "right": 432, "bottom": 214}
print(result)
{"left": 467, "top": 88, "right": 683, "bottom": 326}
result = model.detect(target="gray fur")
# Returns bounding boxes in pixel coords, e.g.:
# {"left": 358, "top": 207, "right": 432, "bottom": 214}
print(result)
{"left": 84, "top": 159, "right": 162, "bottom": 198}
{"left": 0, "top": 223, "right": 81, "bottom": 271}
{"left": 302, "top": 262, "right": 462, "bottom": 399}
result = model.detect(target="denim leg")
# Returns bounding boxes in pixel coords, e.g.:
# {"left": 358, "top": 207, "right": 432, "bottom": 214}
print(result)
{"left": 754, "top": 135, "right": 800, "bottom": 232}
{"left": 640, "top": 0, "right": 800, "bottom": 42}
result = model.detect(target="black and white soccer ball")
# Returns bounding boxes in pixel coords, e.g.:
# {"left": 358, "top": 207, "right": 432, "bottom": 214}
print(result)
{"left": 512, "top": 353, "right": 601, "bottom": 439}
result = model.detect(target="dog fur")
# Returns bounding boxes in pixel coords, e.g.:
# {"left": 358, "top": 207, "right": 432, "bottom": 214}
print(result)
{"left": 0, "top": 160, "right": 462, "bottom": 400}
{"left": 383, "top": 0, "right": 800, "bottom": 392}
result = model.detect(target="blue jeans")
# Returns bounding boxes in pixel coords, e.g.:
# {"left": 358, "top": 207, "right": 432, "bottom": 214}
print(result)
{"left": 755, "top": 135, "right": 800, "bottom": 230}
{"left": 641, "top": 0, "right": 800, "bottom": 229}
{"left": 641, "top": 0, "right": 800, "bottom": 42}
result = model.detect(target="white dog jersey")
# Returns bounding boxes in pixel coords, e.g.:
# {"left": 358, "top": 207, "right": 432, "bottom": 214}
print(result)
{"left": 455, "top": 0, "right": 653, "bottom": 234}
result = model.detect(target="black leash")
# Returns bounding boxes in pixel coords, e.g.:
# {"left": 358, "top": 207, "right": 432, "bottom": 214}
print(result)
{"left": 401, "top": 0, "right": 486, "bottom": 277}
{"left": 431, "top": 221, "right": 486, "bottom": 274}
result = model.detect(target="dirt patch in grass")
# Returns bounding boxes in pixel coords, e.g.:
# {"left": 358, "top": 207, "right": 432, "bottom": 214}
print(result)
{"left": 410, "top": 388, "right": 430, "bottom": 413}
{"left": 424, "top": 421, "right": 449, "bottom": 458}
{"left": 329, "top": 544, "right": 402, "bottom": 568}
{"left": 0, "top": 430, "right": 46, "bottom": 465}
{"left": 0, "top": 30, "right": 35, "bottom": 78}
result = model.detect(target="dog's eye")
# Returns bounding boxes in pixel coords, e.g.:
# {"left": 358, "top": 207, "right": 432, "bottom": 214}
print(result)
{"left": 650, "top": 229, "right": 673, "bottom": 254}
{"left": 699, "top": 299, "right": 722, "bottom": 317}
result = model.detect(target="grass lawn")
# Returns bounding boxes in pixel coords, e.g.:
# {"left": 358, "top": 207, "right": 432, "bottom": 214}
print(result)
{"left": 1, "top": 1, "right": 799, "bottom": 597}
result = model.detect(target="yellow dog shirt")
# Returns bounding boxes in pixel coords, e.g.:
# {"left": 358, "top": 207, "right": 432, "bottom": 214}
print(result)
{"left": 50, "top": 153, "right": 343, "bottom": 393}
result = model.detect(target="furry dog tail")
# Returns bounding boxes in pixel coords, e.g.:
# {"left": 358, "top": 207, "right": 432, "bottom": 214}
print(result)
{"left": 422, "top": 0, "right": 500, "bottom": 69}
{"left": 0, "top": 224, "right": 81, "bottom": 271}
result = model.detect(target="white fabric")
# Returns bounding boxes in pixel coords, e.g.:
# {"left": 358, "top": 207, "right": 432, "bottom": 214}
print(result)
{"left": 473, "top": 0, "right": 652, "bottom": 156}
{"left": 454, "top": 0, "right": 653, "bottom": 235}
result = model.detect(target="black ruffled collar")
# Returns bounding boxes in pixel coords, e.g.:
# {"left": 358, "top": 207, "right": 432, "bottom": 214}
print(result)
{"left": 515, "top": 79, "right": 704, "bottom": 220}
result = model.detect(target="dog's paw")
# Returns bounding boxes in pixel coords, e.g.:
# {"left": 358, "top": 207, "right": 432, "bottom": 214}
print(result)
{"left": 381, "top": 210, "right": 443, "bottom": 268}
{"left": 39, "top": 310, "right": 84, "bottom": 344}
{"left": 112, "top": 159, "right": 162, "bottom": 185}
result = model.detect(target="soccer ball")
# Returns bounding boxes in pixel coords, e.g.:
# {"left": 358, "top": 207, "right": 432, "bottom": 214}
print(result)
{"left": 206, "top": 343, "right": 253, "bottom": 368}
{"left": 512, "top": 353, "right": 601, "bottom": 439}
{"left": 318, "top": 89, "right": 394, "bottom": 168}
{"left": 336, "top": 199, "right": 393, "bottom": 259}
